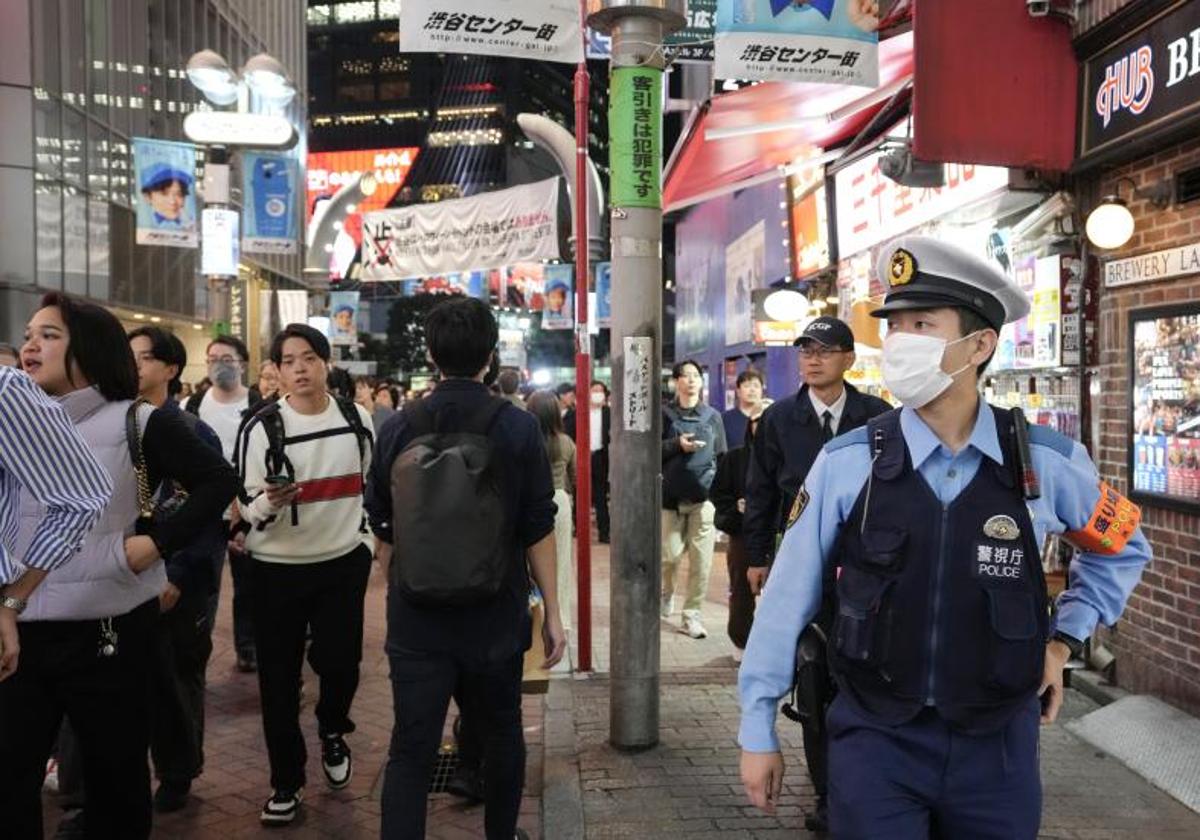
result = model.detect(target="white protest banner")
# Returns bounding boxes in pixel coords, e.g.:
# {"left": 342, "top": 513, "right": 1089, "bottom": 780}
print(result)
{"left": 362, "top": 178, "right": 561, "bottom": 281}
{"left": 400, "top": 1, "right": 583, "bottom": 64}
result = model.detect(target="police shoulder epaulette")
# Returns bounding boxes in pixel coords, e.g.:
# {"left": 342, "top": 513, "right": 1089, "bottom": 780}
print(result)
{"left": 825, "top": 426, "right": 868, "bottom": 454}
{"left": 1027, "top": 424, "right": 1074, "bottom": 459}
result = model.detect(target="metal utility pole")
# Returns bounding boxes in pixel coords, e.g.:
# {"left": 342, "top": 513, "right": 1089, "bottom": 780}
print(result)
{"left": 586, "top": 0, "right": 685, "bottom": 751}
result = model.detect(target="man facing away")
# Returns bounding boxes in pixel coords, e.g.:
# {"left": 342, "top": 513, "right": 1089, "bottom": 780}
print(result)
{"left": 367, "top": 297, "right": 565, "bottom": 840}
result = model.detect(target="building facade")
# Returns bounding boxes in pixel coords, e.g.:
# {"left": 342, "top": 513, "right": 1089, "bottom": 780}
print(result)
{"left": 0, "top": 0, "right": 307, "bottom": 380}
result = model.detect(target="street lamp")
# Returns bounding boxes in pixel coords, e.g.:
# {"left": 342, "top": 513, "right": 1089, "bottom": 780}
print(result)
{"left": 187, "top": 49, "right": 296, "bottom": 113}
{"left": 1084, "top": 175, "right": 1174, "bottom": 251}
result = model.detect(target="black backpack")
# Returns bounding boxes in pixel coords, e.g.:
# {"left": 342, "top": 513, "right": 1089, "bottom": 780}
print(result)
{"left": 240, "top": 396, "right": 373, "bottom": 527}
{"left": 390, "top": 397, "right": 510, "bottom": 607}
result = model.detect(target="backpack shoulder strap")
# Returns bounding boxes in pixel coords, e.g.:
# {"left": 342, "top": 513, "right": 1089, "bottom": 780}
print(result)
{"left": 334, "top": 397, "right": 373, "bottom": 464}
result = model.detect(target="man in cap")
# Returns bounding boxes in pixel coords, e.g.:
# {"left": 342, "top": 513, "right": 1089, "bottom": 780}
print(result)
{"left": 738, "top": 235, "right": 1152, "bottom": 837}
{"left": 742, "top": 315, "right": 890, "bottom": 830}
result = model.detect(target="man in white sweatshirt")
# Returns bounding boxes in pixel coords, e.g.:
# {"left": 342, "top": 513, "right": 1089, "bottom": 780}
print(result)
{"left": 236, "top": 324, "right": 373, "bottom": 826}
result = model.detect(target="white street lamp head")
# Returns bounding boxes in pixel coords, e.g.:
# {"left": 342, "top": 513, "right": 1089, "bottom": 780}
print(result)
{"left": 763, "top": 288, "right": 808, "bottom": 322}
{"left": 243, "top": 53, "right": 296, "bottom": 105}
{"left": 186, "top": 50, "right": 238, "bottom": 106}
{"left": 1085, "top": 196, "right": 1135, "bottom": 250}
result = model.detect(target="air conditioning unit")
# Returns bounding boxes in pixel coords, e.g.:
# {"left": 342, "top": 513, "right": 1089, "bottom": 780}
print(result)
{"left": 878, "top": 143, "right": 945, "bottom": 189}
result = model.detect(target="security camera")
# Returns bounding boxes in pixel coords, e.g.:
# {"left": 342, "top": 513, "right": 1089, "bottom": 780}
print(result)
{"left": 1027, "top": 0, "right": 1050, "bottom": 16}
{"left": 878, "top": 144, "right": 946, "bottom": 189}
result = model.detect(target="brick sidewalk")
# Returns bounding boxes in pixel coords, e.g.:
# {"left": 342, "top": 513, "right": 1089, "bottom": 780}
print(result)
{"left": 41, "top": 561, "right": 544, "bottom": 839}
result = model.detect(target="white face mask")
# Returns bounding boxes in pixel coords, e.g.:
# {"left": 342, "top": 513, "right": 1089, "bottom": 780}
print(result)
{"left": 590, "top": 393, "right": 606, "bottom": 407}
{"left": 881, "top": 331, "right": 978, "bottom": 409}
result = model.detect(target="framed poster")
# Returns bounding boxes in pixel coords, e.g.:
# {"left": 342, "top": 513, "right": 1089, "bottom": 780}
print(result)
{"left": 1129, "top": 303, "right": 1200, "bottom": 514}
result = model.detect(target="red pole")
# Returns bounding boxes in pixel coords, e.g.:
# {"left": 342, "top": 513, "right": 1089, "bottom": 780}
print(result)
{"left": 573, "top": 2, "right": 593, "bottom": 673}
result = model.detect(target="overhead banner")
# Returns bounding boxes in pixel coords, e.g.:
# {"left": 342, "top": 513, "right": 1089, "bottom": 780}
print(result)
{"left": 543, "top": 264, "right": 574, "bottom": 330}
{"left": 400, "top": 0, "right": 583, "bottom": 64}
{"left": 133, "top": 138, "right": 198, "bottom": 248}
{"left": 609, "top": 67, "right": 663, "bottom": 209}
{"left": 329, "top": 291, "right": 361, "bottom": 346}
{"left": 715, "top": 0, "right": 879, "bottom": 86}
{"left": 242, "top": 152, "right": 298, "bottom": 255}
{"left": 595, "top": 262, "right": 612, "bottom": 328}
{"left": 361, "top": 177, "right": 561, "bottom": 280}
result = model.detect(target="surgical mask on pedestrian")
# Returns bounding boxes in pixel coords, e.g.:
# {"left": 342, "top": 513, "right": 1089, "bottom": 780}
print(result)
{"left": 210, "top": 361, "right": 241, "bottom": 390}
{"left": 881, "top": 331, "right": 978, "bottom": 409}
{"left": 590, "top": 393, "right": 605, "bottom": 408}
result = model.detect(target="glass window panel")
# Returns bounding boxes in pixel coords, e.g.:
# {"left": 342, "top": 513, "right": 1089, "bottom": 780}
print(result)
{"left": 378, "top": 1, "right": 400, "bottom": 19}
{"left": 61, "top": 0, "right": 87, "bottom": 107}
{"left": 62, "top": 107, "right": 87, "bottom": 188}
{"left": 108, "top": 0, "right": 130, "bottom": 137}
{"left": 335, "top": 2, "right": 377, "bottom": 24}
{"left": 63, "top": 186, "right": 88, "bottom": 296}
{"left": 127, "top": 2, "right": 148, "bottom": 137}
{"left": 35, "top": 177, "right": 63, "bottom": 290}
{"left": 32, "top": 0, "right": 60, "bottom": 96}
{"left": 88, "top": 0, "right": 110, "bottom": 125}
{"left": 379, "top": 78, "right": 411, "bottom": 100}
{"left": 33, "top": 94, "right": 62, "bottom": 179}
{"left": 87, "top": 121, "right": 109, "bottom": 200}
{"left": 109, "top": 135, "right": 131, "bottom": 206}
{"left": 88, "top": 197, "right": 110, "bottom": 300}
{"left": 108, "top": 205, "right": 133, "bottom": 304}
{"left": 307, "top": 5, "right": 332, "bottom": 26}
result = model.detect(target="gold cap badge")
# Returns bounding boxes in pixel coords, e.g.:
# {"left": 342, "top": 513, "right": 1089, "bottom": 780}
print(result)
{"left": 889, "top": 249, "right": 916, "bottom": 286}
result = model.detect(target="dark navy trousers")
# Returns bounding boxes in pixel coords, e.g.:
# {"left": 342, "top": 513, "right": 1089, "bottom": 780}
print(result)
{"left": 826, "top": 694, "right": 1042, "bottom": 839}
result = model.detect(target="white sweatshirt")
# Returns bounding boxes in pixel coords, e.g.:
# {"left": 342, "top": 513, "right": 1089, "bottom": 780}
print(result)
{"left": 238, "top": 396, "right": 372, "bottom": 564}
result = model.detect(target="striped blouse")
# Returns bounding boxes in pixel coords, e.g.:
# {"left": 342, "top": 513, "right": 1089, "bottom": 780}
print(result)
{"left": 0, "top": 367, "right": 112, "bottom": 585}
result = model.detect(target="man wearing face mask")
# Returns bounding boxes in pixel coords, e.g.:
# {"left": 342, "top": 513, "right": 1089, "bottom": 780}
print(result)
{"left": 186, "top": 336, "right": 263, "bottom": 673}
{"left": 738, "top": 235, "right": 1152, "bottom": 838}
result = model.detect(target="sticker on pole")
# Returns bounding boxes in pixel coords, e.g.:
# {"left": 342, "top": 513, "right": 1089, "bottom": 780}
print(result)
{"left": 623, "top": 336, "right": 654, "bottom": 434}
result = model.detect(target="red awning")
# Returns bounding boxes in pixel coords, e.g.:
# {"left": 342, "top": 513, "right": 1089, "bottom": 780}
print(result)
{"left": 663, "top": 32, "right": 915, "bottom": 214}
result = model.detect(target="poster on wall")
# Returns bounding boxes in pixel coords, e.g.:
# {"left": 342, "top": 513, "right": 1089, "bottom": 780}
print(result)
{"left": 133, "top": 138, "right": 198, "bottom": 248}
{"left": 1130, "top": 304, "right": 1200, "bottom": 513}
{"left": 542, "top": 264, "right": 574, "bottom": 330}
{"left": 328, "top": 291, "right": 361, "bottom": 346}
{"left": 995, "top": 255, "right": 1064, "bottom": 370}
{"left": 595, "top": 262, "right": 613, "bottom": 328}
{"left": 242, "top": 153, "right": 298, "bottom": 255}
{"left": 715, "top": 0, "right": 879, "bottom": 86}
{"left": 725, "top": 220, "right": 765, "bottom": 346}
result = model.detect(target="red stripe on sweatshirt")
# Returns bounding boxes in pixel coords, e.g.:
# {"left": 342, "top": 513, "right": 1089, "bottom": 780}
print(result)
{"left": 296, "top": 473, "right": 363, "bottom": 504}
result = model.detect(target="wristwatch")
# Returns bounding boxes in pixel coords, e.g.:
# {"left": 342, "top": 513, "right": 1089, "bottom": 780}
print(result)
{"left": 1, "top": 595, "right": 28, "bottom": 615}
{"left": 1050, "top": 630, "right": 1084, "bottom": 659}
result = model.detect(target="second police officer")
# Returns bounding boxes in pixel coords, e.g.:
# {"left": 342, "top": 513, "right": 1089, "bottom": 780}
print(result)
{"left": 738, "top": 235, "right": 1152, "bottom": 838}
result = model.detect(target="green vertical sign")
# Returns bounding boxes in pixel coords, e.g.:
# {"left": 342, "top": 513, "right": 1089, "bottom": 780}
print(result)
{"left": 609, "top": 66, "right": 663, "bottom": 209}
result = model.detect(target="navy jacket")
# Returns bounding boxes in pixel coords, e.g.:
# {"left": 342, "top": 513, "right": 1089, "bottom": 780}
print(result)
{"left": 744, "top": 383, "right": 891, "bottom": 567}
{"left": 662, "top": 401, "right": 727, "bottom": 510}
{"left": 156, "top": 398, "right": 228, "bottom": 595}
{"left": 365, "top": 379, "right": 557, "bottom": 662}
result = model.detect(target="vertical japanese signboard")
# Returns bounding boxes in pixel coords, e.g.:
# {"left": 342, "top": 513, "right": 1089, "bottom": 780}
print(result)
{"left": 623, "top": 337, "right": 653, "bottom": 433}
{"left": 715, "top": 0, "right": 879, "bottom": 86}
{"left": 609, "top": 67, "right": 663, "bottom": 209}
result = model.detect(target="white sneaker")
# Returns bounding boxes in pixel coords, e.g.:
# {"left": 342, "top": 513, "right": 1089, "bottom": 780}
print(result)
{"left": 260, "top": 788, "right": 303, "bottom": 824}
{"left": 660, "top": 595, "right": 675, "bottom": 618}
{"left": 682, "top": 614, "right": 708, "bottom": 639}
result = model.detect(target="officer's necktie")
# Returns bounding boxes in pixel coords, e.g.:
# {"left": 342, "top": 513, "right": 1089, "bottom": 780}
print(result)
{"left": 822, "top": 410, "right": 834, "bottom": 442}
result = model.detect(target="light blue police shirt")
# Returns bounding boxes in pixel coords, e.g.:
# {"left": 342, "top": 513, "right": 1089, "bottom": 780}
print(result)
{"left": 738, "top": 402, "right": 1153, "bottom": 754}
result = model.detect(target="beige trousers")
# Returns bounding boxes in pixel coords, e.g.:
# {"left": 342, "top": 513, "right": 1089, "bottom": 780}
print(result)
{"left": 552, "top": 488, "right": 575, "bottom": 633}
{"left": 661, "top": 500, "right": 716, "bottom": 617}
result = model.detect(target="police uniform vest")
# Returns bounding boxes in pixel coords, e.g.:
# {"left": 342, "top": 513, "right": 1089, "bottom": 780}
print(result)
{"left": 829, "top": 406, "right": 1048, "bottom": 734}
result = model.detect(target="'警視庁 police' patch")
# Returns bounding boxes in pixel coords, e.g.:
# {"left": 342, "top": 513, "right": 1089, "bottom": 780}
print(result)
{"left": 787, "top": 487, "right": 810, "bottom": 530}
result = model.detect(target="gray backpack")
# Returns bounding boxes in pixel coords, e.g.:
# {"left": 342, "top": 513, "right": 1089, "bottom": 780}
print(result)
{"left": 390, "top": 398, "right": 510, "bottom": 606}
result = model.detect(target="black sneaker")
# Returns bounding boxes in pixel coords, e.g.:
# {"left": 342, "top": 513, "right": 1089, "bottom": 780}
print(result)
{"left": 321, "top": 734, "right": 353, "bottom": 790}
{"left": 260, "top": 788, "right": 303, "bottom": 825}
{"left": 446, "top": 763, "right": 484, "bottom": 802}
{"left": 153, "top": 779, "right": 191, "bottom": 813}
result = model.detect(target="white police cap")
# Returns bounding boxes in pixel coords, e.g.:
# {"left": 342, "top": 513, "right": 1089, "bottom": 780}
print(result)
{"left": 870, "top": 235, "right": 1030, "bottom": 331}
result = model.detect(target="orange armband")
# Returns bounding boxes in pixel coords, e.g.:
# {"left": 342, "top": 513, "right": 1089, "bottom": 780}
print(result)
{"left": 1064, "top": 482, "right": 1141, "bottom": 555}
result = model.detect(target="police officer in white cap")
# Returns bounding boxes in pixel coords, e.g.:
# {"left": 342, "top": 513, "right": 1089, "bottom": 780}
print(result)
{"left": 737, "top": 235, "right": 1152, "bottom": 838}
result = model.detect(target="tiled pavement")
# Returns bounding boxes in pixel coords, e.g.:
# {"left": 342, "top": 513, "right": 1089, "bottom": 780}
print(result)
{"left": 40, "top": 535, "right": 1200, "bottom": 838}
{"left": 41, "top": 560, "right": 543, "bottom": 839}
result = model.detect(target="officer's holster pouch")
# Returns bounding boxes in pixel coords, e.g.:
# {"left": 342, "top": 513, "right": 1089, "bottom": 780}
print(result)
{"left": 782, "top": 623, "right": 835, "bottom": 727}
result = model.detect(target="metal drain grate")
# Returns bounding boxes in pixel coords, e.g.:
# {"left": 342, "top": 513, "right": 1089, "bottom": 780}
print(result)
{"left": 430, "top": 743, "right": 459, "bottom": 793}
